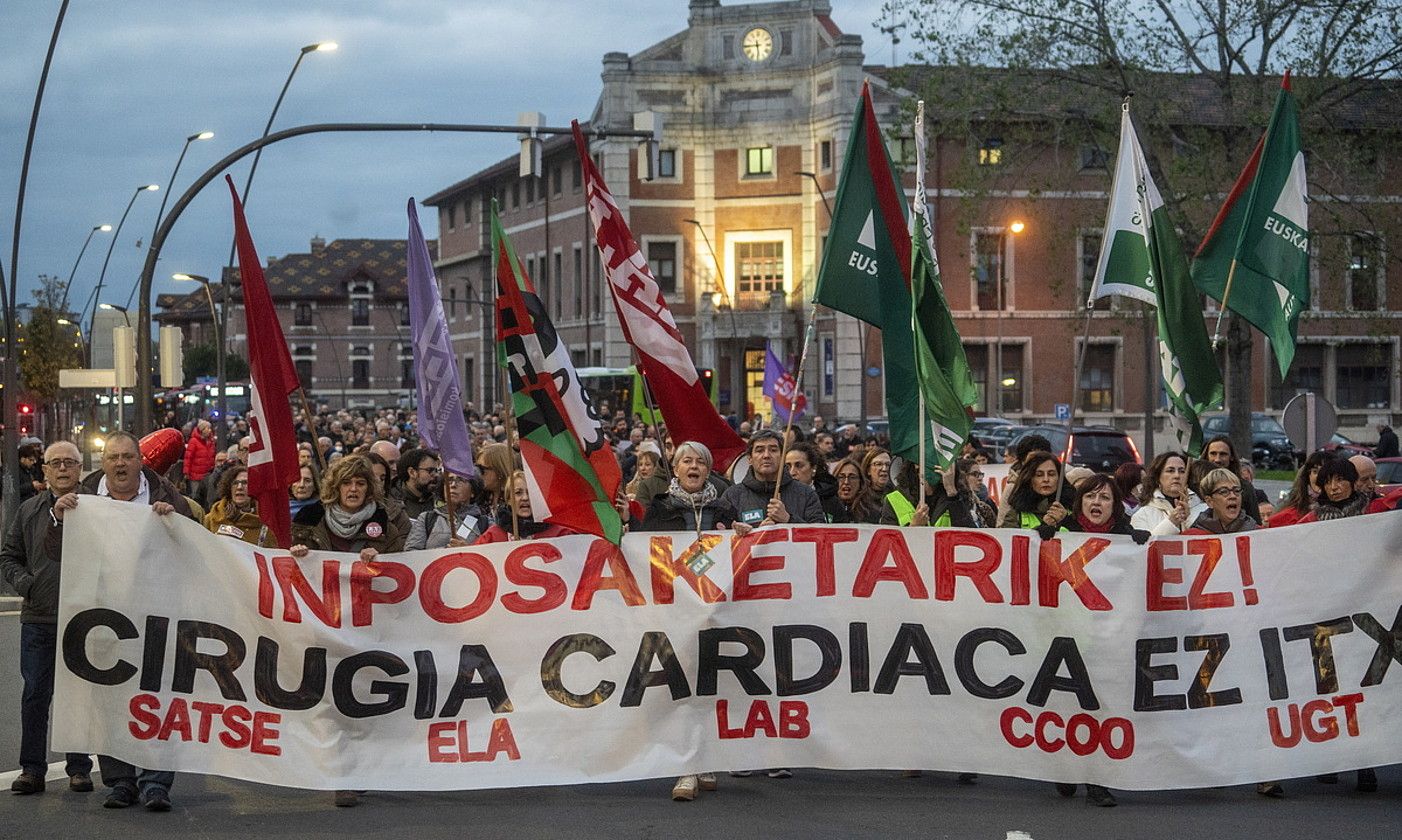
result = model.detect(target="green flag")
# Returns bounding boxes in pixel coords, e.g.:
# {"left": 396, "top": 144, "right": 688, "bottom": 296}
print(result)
{"left": 910, "top": 100, "right": 973, "bottom": 467}
{"left": 1093, "top": 107, "right": 1224, "bottom": 453}
{"left": 813, "top": 82, "right": 927, "bottom": 465}
{"left": 1192, "top": 74, "right": 1309, "bottom": 377}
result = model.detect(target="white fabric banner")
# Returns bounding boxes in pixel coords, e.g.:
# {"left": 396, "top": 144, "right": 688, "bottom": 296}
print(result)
{"left": 54, "top": 496, "right": 1402, "bottom": 791}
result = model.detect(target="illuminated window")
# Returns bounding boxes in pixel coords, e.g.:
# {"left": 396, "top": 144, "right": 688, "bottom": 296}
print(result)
{"left": 736, "top": 240, "right": 784, "bottom": 302}
{"left": 978, "top": 138, "right": 1003, "bottom": 166}
{"left": 745, "top": 146, "right": 773, "bottom": 176}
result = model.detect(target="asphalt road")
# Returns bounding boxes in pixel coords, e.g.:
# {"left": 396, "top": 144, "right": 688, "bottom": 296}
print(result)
{"left": 1, "top": 609, "right": 1399, "bottom": 839}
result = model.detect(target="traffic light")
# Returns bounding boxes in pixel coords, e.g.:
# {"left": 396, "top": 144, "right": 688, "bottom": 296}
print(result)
{"left": 17, "top": 402, "right": 33, "bottom": 435}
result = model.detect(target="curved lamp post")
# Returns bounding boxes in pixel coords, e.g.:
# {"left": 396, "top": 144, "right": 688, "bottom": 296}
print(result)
{"left": 85, "top": 184, "right": 158, "bottom": 332}
{"left": 172, "top": 273, "right": 222, "bottom": 423}
{"left": 55, "top": 223, "right": 111, "bottom": 315}
{"left": 122, "top": 131, "right": 214, "bottom": 311}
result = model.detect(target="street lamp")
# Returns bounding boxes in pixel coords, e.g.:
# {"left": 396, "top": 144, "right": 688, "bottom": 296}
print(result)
{"left": 98, "top": 302, "right": 131, "bottom": 327}
{"left": 995, "top": 219, "right": 1025, "bottom": 415}
{"left": 86, "top": 184, "right": 158, "bottom": 332}
{"left": 56, "top": 224, "right": 111, "bottom": 315}
{"left": 172, "top": 274, "right": 222, "bottom": 424}
{"left": 122, "top": 131, "right": 215, "bottom": 310}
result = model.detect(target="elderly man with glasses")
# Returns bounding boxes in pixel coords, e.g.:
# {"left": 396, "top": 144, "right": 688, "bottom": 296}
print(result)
{"left": 0, "top": 441, "right": 95, "bottom": 796}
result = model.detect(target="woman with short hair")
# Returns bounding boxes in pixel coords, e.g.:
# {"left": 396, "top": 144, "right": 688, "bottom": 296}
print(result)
{"left": 203, "top": 466, "right": 275, "bottom": 547}
{"left": 473, "top": 470, "right": 579, "bottom": 544}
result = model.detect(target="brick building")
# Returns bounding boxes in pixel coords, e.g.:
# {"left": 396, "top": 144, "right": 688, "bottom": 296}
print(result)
{"left": 156, "top": 236, "right": 425, "bottom": 408}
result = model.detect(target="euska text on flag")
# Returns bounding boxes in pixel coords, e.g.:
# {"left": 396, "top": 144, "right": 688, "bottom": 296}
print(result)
{"left": 55, "top": 499, "right": 1402, "bottom": 790}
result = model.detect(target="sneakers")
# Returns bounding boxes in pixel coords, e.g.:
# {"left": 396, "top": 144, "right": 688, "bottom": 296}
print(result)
{"left": 69, "top": 772, "right": 94, "bottom": 793}
{"left": 1357, "top": 768, "right": 1378, "bottom": 793}
{"left": 103, "top": 785, "right": 139, "bottom": 809}
{"left": 141, "top": 787, "right": 172, "bottom": 812}
{"left": 10, "top": 772, "right": 44, "bottom": 795}
{"left": 698, "top": 773, "right": 718, "bottom": 791}
{"left": 334, "top": 790, "right": 361, "bottom": 808}
{"left": 1256, "top": 781, "right": 1285, "bottom": 798}
{"left": 1054, "top": 783, "right": 1078, "bottom": 798}
{"left": 766, "top": 768, "right": 793, "bottom": 779}
{"left": 671, "top": 775, "right": 698, "bottom": 801}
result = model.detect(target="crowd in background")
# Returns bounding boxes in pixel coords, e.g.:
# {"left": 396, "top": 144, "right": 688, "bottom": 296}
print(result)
{"left": 3, "top": 401, "right": 1399, "bottom": 810}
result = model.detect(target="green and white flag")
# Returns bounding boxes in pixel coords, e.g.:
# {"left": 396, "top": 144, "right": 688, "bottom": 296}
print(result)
{"left": 910, "top": 100, "right": 973, "bottom": 468}
{"left": 1093, "top": 107, "right": 1224, "bottom": 453}
{"left": 1192, "top": 73, "right": 1309, "bottom": 377}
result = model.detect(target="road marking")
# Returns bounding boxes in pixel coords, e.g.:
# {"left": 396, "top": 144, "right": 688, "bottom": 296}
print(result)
{"left": 1007, "top": 833, "right": 1036, "bottom": 840}
{"left": 0, "top": 611, "right": 20, "bottom": 617}
{"left": 0, "top": 761, "right": 74, "bottom": 786}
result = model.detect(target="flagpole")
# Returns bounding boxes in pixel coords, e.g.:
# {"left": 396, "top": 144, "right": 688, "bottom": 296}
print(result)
{"left": 295, "top": 387, "right": 326, "bottom": 472}
{"left": 913, "top": 100, "right": 928, "bottom": 510}
{"left": 1061, "top": 299, "right": 1097, "bottom": 503}
{"left": 1209, "top": 259, "right": 1240, "bottom": 349}
{"left": 442, "top": 473, "right": 457, "bottom": 544}
{"left": 773, "top": 307, "right": 818, "bottom": 503}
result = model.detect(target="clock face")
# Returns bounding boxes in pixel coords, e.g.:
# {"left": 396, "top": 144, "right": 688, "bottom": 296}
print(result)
{"left": 742, "top": 27, "right": 773, "bottom": 62}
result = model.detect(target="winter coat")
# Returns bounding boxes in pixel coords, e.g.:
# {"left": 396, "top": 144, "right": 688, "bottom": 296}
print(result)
{"left": 473, "top": 509, "right": 578, "bottom": 544}
{"left": 202, "top": 498, "right": 275, "bottom": 547}
{"left": 1376, "top": 427, "right": 1400, "bottom": 459}
{"left": 1298, "top": 492, "right": 1371, "bottom": 523}
{"left": 1182, "top": 511, "right": 1260, "bottom": 535}
{"left": 184, "top": 432, "right": 217, "bottom": 481}
{"left": 405, "top": 503, "right": 489, "bottom": 550}
{"left": 291, "top": 500, "right": 409, "bottom": 553}
{"left": 720, "top": 471, "right": 825, "bottom": 527}
{"left": 1130, "top": 490, "right": 1207, "bottom": 536}
{"left": 393, "top": 484, "right": 438, "bottom": 521}
{"left": 0, "top": 491, "right": 66, "bottom": 623}
{"left": 1037, "top": 511, "right": 1151, "bottom": 543}
{"left": 811, "top": 473, "right": 852, "bottom": 524}
{"left": 638, "top": 491, "right": 738, "bottom": 533}
{"left": 880, "top": 483, "right": 979, "bottom": 528}
{"left": 78, "top": 466, "right": 196, "bottom": 520}
{"left": 997, "top": 482, "right": 1077, "bottom": 530}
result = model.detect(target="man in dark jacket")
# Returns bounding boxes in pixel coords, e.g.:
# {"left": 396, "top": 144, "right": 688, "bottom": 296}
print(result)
{"left": 721, "top": 430, "right": 825, "bottom": 527}
{"left": 1, "top": 441, "right": 94, "bottom": 795}
{"left": 1375, "top": 424, "right": 1399, "bottom": 459}
{"left": 392, "top": 447, "right": 441, "bottom": 520}
{"left": 68, "top": 430, "right": 194, "bottom": 812}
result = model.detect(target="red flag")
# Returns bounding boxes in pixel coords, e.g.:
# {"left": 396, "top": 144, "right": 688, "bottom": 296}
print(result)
{"left": 226, "top": 175, "right": 301, "bottom": 548}
{"left": 571, "top": 122, "right": 745, "bottom": 471}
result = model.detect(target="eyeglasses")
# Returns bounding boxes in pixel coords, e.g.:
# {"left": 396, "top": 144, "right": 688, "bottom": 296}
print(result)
{"left": 836, "top": 474, "right": 861, "bottom": 483}
{"left": 1211, "top": 487, "right": 1242, "bottom": 497}
{"left": 413, "top": 465, "right": 442, "bottom": 475}
{"left": 44, "top": 458, "right": 80, "bottom": 469}
{"left": 969, "top": 472, "right": 985, "bottom": 479}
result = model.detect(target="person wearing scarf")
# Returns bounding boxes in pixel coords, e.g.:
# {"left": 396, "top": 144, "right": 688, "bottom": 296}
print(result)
{"left": 202, "top": 466, "right": 276, "bottom": 547}
{"left": 1183, "top": 468, "right": 1260, "bottom": 535}
{"left": 288, "top": 463, "right": 320, "bottom": 518}
{"left": 1298, "top": 457, "right": 1372, "bottom": 523}
{"left": 1037, "top": 473, "right": 1150, "bottom": 544}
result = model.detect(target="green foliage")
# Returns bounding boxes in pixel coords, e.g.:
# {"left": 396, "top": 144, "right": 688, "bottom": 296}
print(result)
{"left": 181, "top": 343, "right": 249, "bottom": 387}
{"left": 18, "top": 306, "right": 84, "bottom": 403}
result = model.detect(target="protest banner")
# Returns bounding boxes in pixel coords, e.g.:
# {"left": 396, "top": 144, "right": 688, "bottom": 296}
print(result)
{"left": 55, "top": 497, "right": 1402, "bottom": 791}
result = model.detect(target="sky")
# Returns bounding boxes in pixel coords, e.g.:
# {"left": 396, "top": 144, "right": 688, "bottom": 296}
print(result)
{"left": 0, "top": 0, "right": 889, "bottom": 324}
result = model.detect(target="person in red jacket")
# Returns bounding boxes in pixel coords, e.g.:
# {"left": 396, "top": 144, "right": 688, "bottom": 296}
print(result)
{"left": 473, "top": 470, "right": 578, "bottom": 543}
{"left": 182, "top": 419, "right": 216, "bottom": 483}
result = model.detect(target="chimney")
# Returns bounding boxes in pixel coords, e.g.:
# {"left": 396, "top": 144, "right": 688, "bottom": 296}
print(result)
{"left": 310, "top": 235, "right": 326, "bottom": 253}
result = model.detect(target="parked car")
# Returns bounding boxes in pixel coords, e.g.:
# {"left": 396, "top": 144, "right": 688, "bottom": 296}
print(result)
{"left": 1006, "top": 425, "right": 1141, "bottom": 473}
{"left": 1375, "top": 457, "right": 1402, "bottom": 494}
{"left": 1323, "top": 432, "right": 1374, "bottom": 458}
{"left": 971, "top": 417, "right": 1021, "bottom": 459}
{"left": 1200, "top": 413, "right": 1299, "bottom": 470}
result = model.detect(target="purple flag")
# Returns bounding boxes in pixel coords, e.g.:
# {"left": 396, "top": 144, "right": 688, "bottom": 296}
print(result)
{"left": 406, "top": 199, "right": 477, "bottom": 479}
{"left": 762, "top": 343, "right": 807, "bottom": 424}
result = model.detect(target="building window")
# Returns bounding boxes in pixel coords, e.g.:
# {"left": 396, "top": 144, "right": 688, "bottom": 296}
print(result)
{"left": 780, "top": 29, "right": 793, "bottom": 56}
{"left": 736, "top": 240, "right": 784, "bottom": 303}
{"left": 294, "top": 359, "right": 313, "bottom": 389}
{"left": 1336, "top": 344, "right": 1392, "bottom": 409}
{"left": 511, "top": 181, "right": 520, "bottom": 209}
{"left": 973, "top": 231, "right": 1006, "bottom": 311}
{"left": 446, "top": 205, "right": 456, "bottom": 230}
{"left": 553, "top": 251, "right": 563, "bottom": 320}
{"left": 400, "top": 303, "right": 411, "bottom": 326}
{"left": 997, "top": 345, "right": 1024, "bottom": 413}
{"left": 552, "top": 166, "right": 562, "bottom": 197}
{"left": 722, "top": 34, "right": 735, "bottom": 59}
{"left": 1270, "top": 343, "right": 1325, "bottom": 409}
{"left": 745, "top": 146, "right": 773, "bottom": 176}
{"left": 647, "top": 240, "right": 678, "bottom": 295}
{"left": 462, "top": 199, "right": 471, "bottom": 225}
{"left": 963, "top": 344, "right": 989, "bottom": 412}
{"left": 1079, "top": 343, "right": 1116, "bottom": 412}
{"left": 1079, "top": 144, "right": 1110, "bottom": 172}
{"left": 572, "top": 160, "right": 582, "bottom": 191}
{"left": 979, "top": 138, "right": 1003, "bottom": 166}
{"left": 573, "top": 245, "right": 584, "bottom": 317}
{"left": 1078, "top": 231, "right": 1110, "bottom": 311}
{"left": 658, "top": 149, "right": 677, "bottom": 178}
{"left": 294, "top": 302, "right": 312, "bottom": 326}
{"left": 819, "top": 139, "right": 832, "bottom": 171}
{"left": 401, "top": 358, "right": 414, "bottom": 388}
{"left": 352, "top": 360, "right": 370, "bottom": 389}
{"left": 351, "top": 299, "right": 370, "bottom": 327}
{"left": 463, "top": 356, "right": 475, "bottom": 401}
{"left": 1348, "top": 233, "right": 1383, "bottom": 311}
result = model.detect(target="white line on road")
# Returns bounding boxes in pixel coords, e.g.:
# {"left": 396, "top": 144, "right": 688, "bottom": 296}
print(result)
{"left": 0, "top": 761, "right": 73, "bottom": 786}
{"left": 1006, "top": 833, "right": 1036, "bottom": 840}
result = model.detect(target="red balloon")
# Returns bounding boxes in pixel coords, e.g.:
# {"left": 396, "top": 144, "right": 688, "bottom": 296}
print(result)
{"left": 140, "top": 428, "right": 185, "bottom": 475}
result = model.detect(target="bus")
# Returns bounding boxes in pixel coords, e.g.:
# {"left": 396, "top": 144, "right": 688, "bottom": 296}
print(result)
{"left": 577, "top": 366, "right": 716, "bottom": 424}
{"left": 151, "top": 381, "right": 253, "bottom": 428}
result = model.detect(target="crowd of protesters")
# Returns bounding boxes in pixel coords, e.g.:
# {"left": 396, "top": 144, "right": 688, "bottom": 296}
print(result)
{"left": 2, "top": 402, "right": 1399, "bottom": 810}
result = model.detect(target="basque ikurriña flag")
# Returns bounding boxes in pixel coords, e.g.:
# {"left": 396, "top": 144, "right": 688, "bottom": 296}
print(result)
{"left": 225, "top": 175, "right": 300, "bottom": 548}
{"left": 491, "top": 202, "right": 623, "bottom": 543}
{"left": 571, "top": 121, "right": 745, "bottom": 472}
{"left": 406, "top": 199, "right": 477, "bottom": 479}
{"left": 762, "top": 344, "right": 806, "bottom": 424}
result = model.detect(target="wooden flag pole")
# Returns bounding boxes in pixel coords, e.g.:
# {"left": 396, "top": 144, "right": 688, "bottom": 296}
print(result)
{"left": 1210, "top": 258, "right": 1240, "bottom": 350}
{"left": 295, "top": 387, "right": 326, "bottom": 473}
{"left": 772, "top": 308, "right": 818, "bottom": 503}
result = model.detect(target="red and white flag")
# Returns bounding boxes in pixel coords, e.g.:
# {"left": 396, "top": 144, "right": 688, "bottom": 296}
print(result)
{"left": 571, "top": 122, "right": 745, "bottom": 471}
{"left": 226, "top": 175, "right": 301, "bottom": 548}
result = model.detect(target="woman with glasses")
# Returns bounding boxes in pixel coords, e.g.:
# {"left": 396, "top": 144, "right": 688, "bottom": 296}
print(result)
{"left": 203, "top": 466, "right": 276, "bottom": 547}
{"left": 861, "top": 448, "right": 893, "bottom": 495}
{"left": 832, "top": 457, "right": 881, "bottom": 523}
{"left": 1183, "top": 468, "right": 1257, "bottom": 536}
{"left": 473, "top": 442, "right": 518, "bottom": 522}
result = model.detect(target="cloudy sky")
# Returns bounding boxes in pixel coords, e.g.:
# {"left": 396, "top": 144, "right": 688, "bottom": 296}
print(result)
{"left": 0, "top": 0, "right": 888, "bottom": 321}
